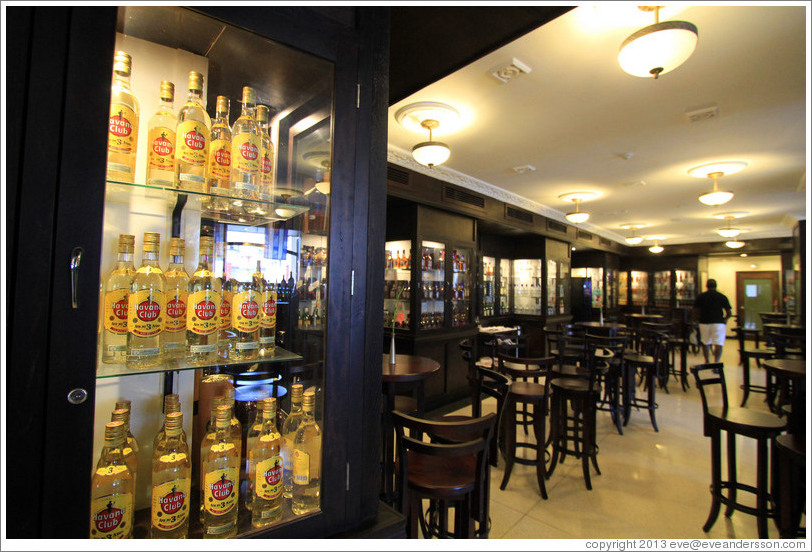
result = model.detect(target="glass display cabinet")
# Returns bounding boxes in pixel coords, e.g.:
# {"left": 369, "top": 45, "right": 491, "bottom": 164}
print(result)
{"left": 653, "top": 270, "right": 671, "bottom": 308}
{"left": 571, "top": 267, "right": 604, "bottom": 310}
{"left": 481, "top": 256, "right": 496, "bottom": 318}
{"left": 420, "top": 240, "right": 447, "bottom": 330}
{"left": 450, "top": 246, "right": 473, "bottom": 328}
{"left": 383, "top": 239, "right": 413, "bottom": 331}
{"left": 546, "top": 259, "right": 558, "bottom": 315}
{"left": 7, "top": 5, "right": 389, "bottom": 539}
{"left": 618, "top": 271, "right": 629, "bottom": 306}
{"left": 630, "top": 270, "right": 649, "bottom": 307}
{"left": 499, "top": 258, "right": 511, "bottom": 315}
{"left": 606, "top": 268, "right": 618, "bottom": 310}
{"left": 675, "top": 270, "right": 697, "bottom": 308}
{"left": 513, "top": 259, "right": 543, "bottom": 315}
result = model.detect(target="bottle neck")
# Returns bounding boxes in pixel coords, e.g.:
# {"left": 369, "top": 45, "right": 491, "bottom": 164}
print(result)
{"left": 117, "top": 251, "right": 134, "bottom": 267}
{"left": 113, "top": 73, "right": 131, "bottom": 90}
{"left": 215, "top": 424, "right": 230, "bottom": 441}
{"left": 198, "top": 252, "right": 213, "bottom": 270}
{"left": 159, "top": 97, "right": 174, "bottom": 112}
{"left": 169, "top": 255, "right": 184, "bottom": 268}
{"left": 141, "top": 249, "right": 160, "bottom": 266}
{"left": 242, "top": 103, "right": 256, "bottom": 118}
{"left": 187, "top": 90, "right": 203, "bottom": 105}
{"left": 100, "top": 441, "right": 125, "bottom": 463}
{"left": 164, "top": 432, "right": 183, "bottom": 449}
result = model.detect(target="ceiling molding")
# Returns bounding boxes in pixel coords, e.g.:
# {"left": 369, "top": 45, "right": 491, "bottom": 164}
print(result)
{"left": 387, "top": 145, "right": 629, "bottom": 245}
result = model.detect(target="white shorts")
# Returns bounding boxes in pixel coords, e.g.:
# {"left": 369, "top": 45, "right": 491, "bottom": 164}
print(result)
{"left": 699, "top": 323, "right": 726, "bottom": 346}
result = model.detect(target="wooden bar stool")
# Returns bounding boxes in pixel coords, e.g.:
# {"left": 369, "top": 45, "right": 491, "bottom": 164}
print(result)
{"left": 691, "top": 363, "right": 786, "bottom": 539}
{"left": 733, "top": 327, "right": 775, "bottom": 407}
{"left": 622, "top": 331, "right": 665, "bottom": 431}
{"left": 771, "top": 434, "right": 806, "bottom": 538}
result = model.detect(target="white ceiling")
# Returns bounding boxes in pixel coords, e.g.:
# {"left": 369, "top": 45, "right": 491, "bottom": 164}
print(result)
{"left": 386, "top": 4, "right": 809, "bottom": 249}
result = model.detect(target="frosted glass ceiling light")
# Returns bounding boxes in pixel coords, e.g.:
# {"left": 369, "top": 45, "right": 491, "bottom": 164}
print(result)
{"left": 620, "top": 223, "right": 646, "bottom": 245}
{"left": 411, "top": 119, "right": 450, "bottom": 168}
{"left": 618, "top": 6, "right": 698, "bottom": 79}
{"left": 649, "top": 241, "right": 664, "bottom": 254}
{"left": 716, "top": 216, "right": 742, "bottom": 238}
{"left": 560, "top": 192, "right": 597, "bottom": 224}
{"left": 697, "top": 171, "right": 734, "bottom": 206}
{"left": 725, "top": 240, "right": 746, "bottom": 249}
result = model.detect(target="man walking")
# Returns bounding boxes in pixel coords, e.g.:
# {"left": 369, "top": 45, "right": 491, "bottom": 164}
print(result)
{"left": 693, "top": 279, "right": 733, "bottom": 363}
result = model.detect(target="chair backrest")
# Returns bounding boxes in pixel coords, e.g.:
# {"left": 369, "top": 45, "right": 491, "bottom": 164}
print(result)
{"left": 585, "top": 333, "right": 628, "bottom": 368}
{"left": 760, "top": 312, "right": 789, "bottom": 325}
{"left": 555, "top": 334, "right": 589, "bottom": 369}
{"left": 768, "top": 330, "right": 805, "bottom": 359}
{"left": 640, "top": 321, "right": 672, "bottom": 336}
{"left": 638, "top": 330, "right": 666, "bottom": 363}
{"left": 497, "top": 354, "right": 555, "bottom": 383}
{"left": 690, "top": 363, "right": 728, "bottom": 434}
{"left": 475, "top": 366, "right": 510, "bottom": 403}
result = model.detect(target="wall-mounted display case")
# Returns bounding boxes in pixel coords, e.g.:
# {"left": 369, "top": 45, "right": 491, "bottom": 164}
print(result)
{"left": 499, "top": 258, "right": 511, "bottom": 315}
{"left": 481, "top": 256, "right": 496, "bottom": 317}
{"left": 674, "top": 270, "right": 697, "bottom": 308}
{"left": 571, "top": 267, "right": 604, "bottom": 310}
{"left": 618, "top": 271, "right": 629, "bottom": 306}
{"left": 653, "top": 270, "right": 671, "bottom": 308}
{"left": 513, "top": 259, "right": 543, "bottom": 315}
{"left": 630, "top": 270, "right": 649, "bottom": 306}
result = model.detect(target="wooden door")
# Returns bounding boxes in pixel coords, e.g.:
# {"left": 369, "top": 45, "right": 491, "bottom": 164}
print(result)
{"left": 735, "top": 271, "right": 780, "bottom": 330}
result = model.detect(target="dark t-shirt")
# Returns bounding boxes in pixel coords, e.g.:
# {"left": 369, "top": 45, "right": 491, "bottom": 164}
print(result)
{"left": 694, "top": 289, "right": 732, "bottom": 324}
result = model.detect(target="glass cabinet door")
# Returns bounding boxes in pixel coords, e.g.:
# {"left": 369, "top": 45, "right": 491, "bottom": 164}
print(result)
{"left": 92, "top": 6, "right": 335, "bottom": 538}
{"left": 675, "top": 270, "right": 697, "bottom": 308}
{"left": 607, "top": 268, "right": 617, "bottom": 309}
{"left": 481, "top": 256, "right": 496, "bottom": 318}
{"left": 498, "top": 258, "right": 511, "bottom": 315}
{"left": 384, "top": 239, "right": 412, "bottom": 331}
{"left": 559, "top": 259, "right": 571, "bottom": 315}
{"left": 547, "top": 259, "right": 558, "bottom": 315}
{"left": 450, "top": 246, "right": 472, "bottom": 327}
{"left": 631, "top": 271, "right": 649, "bottom": 306}
{"left": 572, "top": 267, "right": 603, "bottom": 309}
{"left": 419, "top": 240, "right": 446, "bottom": 329}
{"left": 513, "top": 259, "right": 542, "bottom": 315}
{"left": 654, "top": 270, "right": 671, "bottom": 308}
{"left": 618, "top": 271, "right": 629, "bottom": 306}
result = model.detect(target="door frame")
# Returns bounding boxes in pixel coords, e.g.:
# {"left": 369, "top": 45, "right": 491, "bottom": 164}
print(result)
{"left": 735, "top": 270, "right": 780, "bottom": 327}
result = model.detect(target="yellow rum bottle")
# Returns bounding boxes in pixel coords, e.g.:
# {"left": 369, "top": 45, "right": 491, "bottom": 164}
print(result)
{"left": 127, "top": 232, "right": 165, "bottom": 369}
{"left": 101, "top": 234, "right": 135, "bottom": 364}
{"left": 199, "top": 396, "right": 226, "bottom": 524}
{"left": 163, "top": 238, "right": 188, "bottom": 360}
{"left": 207, "top": 96, "right": 232, "bottom": 203}
{"left": 186, "top": 236, "right": 220, "bottom": 365}
{"left": 230, "top": 86, "right": 261, "bottom": 202}
{"left": 110, "top": 407, "right": 139, "bottom": 502}
{"left": 175, "top": 71, "right": 210, "bottom": 192}
{"left": 150, "top": 412, "right": 191, "bottom": 538}
{"left": 217, "top": 264, "right": 235, "bottom": 359}
{"left": 229, "top": 277, "right": 260, "bottom": 361}
{"left": 281, "top": 383, "right": 304, "bottom": 499}
{"left": 90, "top": 421, "right": 134, "bottom": 538}
{"left": 203, "top": 405, "right": 240, "bottom": 539}
{"left": 243, "top": 387, "right": 271, "bottom": 512}
{"left": 152, "top": 393, "right": 185, "bottom": 451}
{"left": 255, "top": 262, "right": 277, "bottom": 357}
{"left": 106, "top": 51, "right": 139, "bottom": 183}
{"left": 292, "top": 391, "right": 321, "bottom": 515}
{"left": 250, "top": 398, "right": 283, "bottom": 527}
{"left": 146, "top": 81, "right": 176, "bottom": 187}
{"left": 256, "top": 104, "right": 275, "bottom": 203}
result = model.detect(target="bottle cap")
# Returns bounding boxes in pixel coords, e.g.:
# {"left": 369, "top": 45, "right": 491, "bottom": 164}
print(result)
{"left": 215, "top": 405, "right": 232, "bottom": 428}
{"left": 104, "top": 421, "right": 126, "bottom": 445}
{"left": 143, "top": 232, "right": 161, "bottom": 253}
{"left": 199, "top": 236, "right": 214, "bottom": 255}
{"left": 302, "top": 390, "right": 315, "bottom": 412}
{"left": 118, "top": 234, "right": 135, "bottom": 253}
{"left": 160, "top": 81, "right": 175, "bottom": 102}
{"left": 241, "top": 86, "right": 256, "bottom": 106}
{"left": 216, "top": 95, "right": 230, "bottom": 116}
{"left": 115, "top": 399, "right": 131, "bottom": 412}
{"left": 290, "top": 383, "right": 304, "bottom": 403}
{"left": 188, "top": 71, "right": 204, "bottom": 93}
{"left": 164, "top": 393, "right": 180, "bottom": 413}
{"left": 111, "top": 408, "right": 130, "bottom": 426}
{"left": 165, "top": 412, "right": 183, "bottom": 436}
{"left": 261, "top": 397, "right": 277, "bottom": 419}
{"left": 169, "top": 237, "right": 185, "bottom": 257}
{"left": 113, "top": 51, "right": 132, "bottom": 77}
{"left": 257, "top": 105, "right": 269, "bottom": 125}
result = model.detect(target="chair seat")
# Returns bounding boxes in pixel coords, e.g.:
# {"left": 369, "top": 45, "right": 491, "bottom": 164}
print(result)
{"left": 742, "top": 348, "right": 775, "bottom": 358}
{"left": 508, "top": 381, "right": 547, "bottom": 400}
{"left": 406, "top": 451, "right": 476, "bottom": 496}
{"left": 706, "top": 406, "right": 786, "bottom": 438}
{"left": 553, "top": 363, "right": 588, "bottom": 377}
{"left": 624, "top": 352, "right": 655, "bottom": 365}
{"left": 551, "top": 377, "right": 591, "bottom": 393}
{"left": 394, "top": 395, "right": 418, "bottom": 414}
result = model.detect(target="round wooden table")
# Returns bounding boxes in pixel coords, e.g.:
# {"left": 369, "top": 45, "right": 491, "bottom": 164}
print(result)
{"left": 762, "top": 358, "right": 806, "bottom": 434}
{"left": 575, "top": 321, "right": 627, "bottom": 336}
{"left": 380, "top": 354, "right": 440, "bottom": 504}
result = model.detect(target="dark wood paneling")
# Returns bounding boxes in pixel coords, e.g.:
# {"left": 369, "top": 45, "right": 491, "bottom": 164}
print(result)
{"left": 416, "top": 204, "right": 476, "bottom": 243}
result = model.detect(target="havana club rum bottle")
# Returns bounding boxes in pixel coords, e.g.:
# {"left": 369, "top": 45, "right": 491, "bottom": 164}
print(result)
{"left": 230, "top": 86, "right": 261, "bottom": 201}
{"left": 249, "top": 398, "right": 283, "bottom": 527}
{"left": 175, "top": 71, "right": 211, "bottom": 192}
{"left": 150, "top": 412, "right": 191, "bottom": 538}
{"left": 199, "top": 396, "right": 225, "bottom": 524}
{"left": 256, "top": 104, "right": 275, "bottom": 202}
{"left": 207, "top": 96, "right": 232, "bottom": 207}
{"left": 127, "top": 232, "right": 165, "bottom": 369}
{"left": 281, "top": 383, "right": 304, "bottom": 499}
{"left": 217, "top": 264, "right": 235, "bottom": 359}
{"left": 90, "top": 421, "right": 134, "bottom": 539}
{"left": 152, "top": 393, "right": 184, "bottom": 450}
{"left": 253, "top": 261, "right": 276, "bottom": 356}
{"left": 163, "top": 238, "right": 188, "bottom": 360}
{"left": 146, "top": 81, "right": 177, "bottom": 187}
{"left": 291, "top": 391, "right": 321, "bottom": 515}
{"left": 106, "top": 51, "right": 139, "bottom": 183}
{"left": 111, "top": 407, "right": 139, "bottom": 499}
{"left": 186, "top": 236, "right": 220, "bottom": 365}
{"left": 229, "top": 277, "right": 260, "bottom": 361}
{"left": 202, "top": 405, "right": 240, "bottom": 538}
{"left": 102, "top": 234, "right": 135, "bottom": 364}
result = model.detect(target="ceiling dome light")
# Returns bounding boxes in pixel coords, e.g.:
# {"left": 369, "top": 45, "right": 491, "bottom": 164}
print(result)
{"left": 649, "top": 243, "right": 664, "bottom": 254}
{"left": 560, "top": 192, "right": 596, "bottom": 224}
{"left": 566, "top": 210, "right": 590, "bottom": 224}
{"left": 618, "top": 6, "right": 698, "bottom": 79}
{"left": 716, "top": 215, "right": 742, "bottom": 238}
{"left": 411, "top": 119, "right": 450, "bottom": 168}
{"left": 725, "top": 240, "right": 746, "bottom": 249}
{"left": 626, "top": 236, "right": 644, "bottom": 245}
{"left": 620, "top": 223, "right": 646, "bottom": 245}
{"left": 697, "top": 171, "right": 734, "bottom": 206}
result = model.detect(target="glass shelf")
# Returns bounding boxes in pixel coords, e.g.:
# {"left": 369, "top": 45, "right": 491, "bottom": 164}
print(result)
{"left": 105, "top": 180, "right": 310, "bottom": 226}
{"left": 96, "top": 345, "right": 302, "bottom": 379}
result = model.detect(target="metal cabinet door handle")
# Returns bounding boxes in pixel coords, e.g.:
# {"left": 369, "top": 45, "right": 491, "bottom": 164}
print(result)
{"left": 70, "top": 247, "right": 83, "bottom": 309}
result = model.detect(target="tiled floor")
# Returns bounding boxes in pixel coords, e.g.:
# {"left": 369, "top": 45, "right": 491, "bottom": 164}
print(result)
{"left": 429, "top": 343, "right": 806, "bottom": 540}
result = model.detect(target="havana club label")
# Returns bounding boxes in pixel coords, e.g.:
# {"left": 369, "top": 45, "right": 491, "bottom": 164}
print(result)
{"left": 176, "top": 121, "right": 209, "bottom": 167}
{"left": 147, "top": 127, "right": 175, "bottom": 171}
{"left": 108, "top": 104, "right": 138, "bottom": 155}
{"left": 259, "top": 290, "right": 276, "bottom": 329}
{"left": 128, "top": 289, "right": 165, "bottom": 337}
{"left": 219, "top": 290, "right": 232, "bottom": 330}
{"left": 103, "top": 289, "right": 129, "bottom": 335}
{"left": 204, "top": 467, "right": 238, "bottom": 515}
{"left": 90, "top": 493, "right": 133, "bottom": 539}
{"left": 208, "top": 139, "right": 231, "bottom": 179}
{"left": 187, "top": 290, "right": 220, "bottom": 335}
{"left": 231, "top": 133, "right": 260, "bottom": 175}
{"left": 151, "top": 479, "right": 190, "bottom": 532}
{"left": 232, "top": 290, "right": 260, "bottom": 332}
{"left": 255, "top": 455, "right": 283, "bottom": 500}
{"left": 164, "top": 289, "right": 187, "bottom": 332}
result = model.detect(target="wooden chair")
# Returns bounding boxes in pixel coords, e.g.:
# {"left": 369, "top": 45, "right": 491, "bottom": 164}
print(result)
{"left": 732, "top": 327, "right": 775, "bottom": 407}
{"left": 585, "top": 332, "right": 628, "bottom": 435}
{"left": 496, "top": 355, "right": 555, "bottom": 499}
{"left": 622, "top": 330, "right": 665, "bottom": 431}
{"left": 690, "top": 363, "right": 786, "bottom": 539}
{"left": 472, "top": 366, "right": 510, "bottom": 466}
{"left": 392, "top": 411, "right": 496, "bottom": 539}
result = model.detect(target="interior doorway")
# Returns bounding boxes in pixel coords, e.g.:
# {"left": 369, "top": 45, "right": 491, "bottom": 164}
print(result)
{"left": 735, "top": 271, "right": 780, "bottom": 331}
